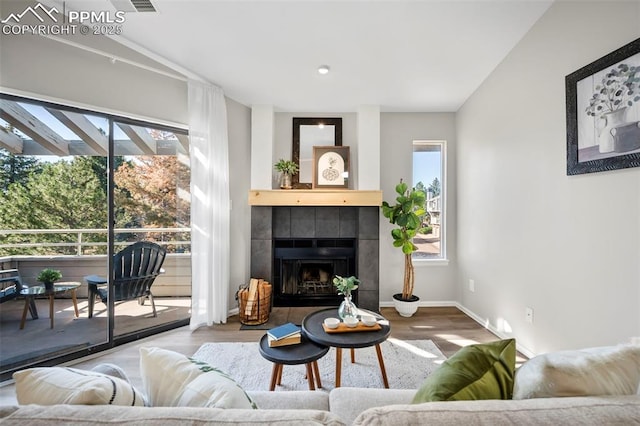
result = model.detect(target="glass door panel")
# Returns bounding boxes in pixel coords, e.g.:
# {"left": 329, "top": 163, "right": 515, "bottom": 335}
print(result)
{"left": 111, "top": 121, "right": 191, "bottom": 337}
{"left": 0, "top": 99, "right": 109, "bottom": 379}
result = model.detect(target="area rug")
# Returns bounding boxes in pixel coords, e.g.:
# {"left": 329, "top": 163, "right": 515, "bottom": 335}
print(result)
{"left": 191, "top": 339, "right": 446, "bottom": 391}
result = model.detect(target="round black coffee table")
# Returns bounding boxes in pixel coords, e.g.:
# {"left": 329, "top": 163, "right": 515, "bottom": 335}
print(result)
{"left": 301, "top": 308, "right": 391, "bottom": 388}
{"left": 258, "top": 334, "right": 329, "bottom": 391}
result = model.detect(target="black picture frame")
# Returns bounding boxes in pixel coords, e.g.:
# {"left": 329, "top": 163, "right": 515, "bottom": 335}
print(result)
{"left": 566, "top": 37, "right": 640, "bottom": 175}
{"left": 292, "top": 117, "right": 342, "bottom": 188}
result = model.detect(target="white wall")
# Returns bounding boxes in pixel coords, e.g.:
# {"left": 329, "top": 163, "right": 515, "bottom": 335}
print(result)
{"left": 227, "top": 98, "right": 253, "bottom": 308}
{"left": 0, "top": 32, "right": 187, "bottom": 126}
{"left": 380, "top": 113, "right": 458, "bottom": 304}
{"left": 456, "top": 1, "right": 640, "bottom": 356}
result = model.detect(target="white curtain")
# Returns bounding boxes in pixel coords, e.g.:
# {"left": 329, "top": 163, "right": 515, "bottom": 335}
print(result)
{"left": 188, "top": 80, "right": 230, "bottom": 328}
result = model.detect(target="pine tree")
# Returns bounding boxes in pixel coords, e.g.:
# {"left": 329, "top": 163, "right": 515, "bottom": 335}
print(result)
{"left": 0, "top": 149, "right": 41, "bottom": 193}
{"left": 0, "top": 157, "right": 107, "bottom": 255}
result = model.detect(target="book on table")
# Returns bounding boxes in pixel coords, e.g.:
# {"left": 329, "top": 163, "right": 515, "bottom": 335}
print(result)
{"left": 268, "top": 333, "right": 301, "bottom": 347}
{"left": 267, "top": 322, "right": 301, "bottom": 341}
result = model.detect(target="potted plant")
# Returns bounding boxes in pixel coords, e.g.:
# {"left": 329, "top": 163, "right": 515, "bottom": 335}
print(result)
{"left": 333, "top": 275, "right": 359, "bottom": 320}
{"left": 37, "top": 268, "right": 62, "bottom": 291}
{"left": 274, "top": 159, "right": 299, "bottom": 189}
{"left": 381, "top": 179, "right": 427, "bottom": 317}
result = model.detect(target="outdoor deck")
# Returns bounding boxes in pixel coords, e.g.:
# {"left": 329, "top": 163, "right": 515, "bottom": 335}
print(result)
{"left": 0, "top": 295, "right": 191, "bottom": 370}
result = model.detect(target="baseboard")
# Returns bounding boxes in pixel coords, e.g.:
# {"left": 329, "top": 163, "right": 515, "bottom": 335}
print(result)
{"left": 453, "top": 303, "right": 536, "bottom": 359}
{"left": 378, "top": 299, "right": 536, "bottom": 359}
{"left": 378, "top": 300, "right": 458, "bottom": 308}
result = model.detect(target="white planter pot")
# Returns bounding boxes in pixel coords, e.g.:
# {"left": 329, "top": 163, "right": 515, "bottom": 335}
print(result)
{"left": 392, "top": 293, "right": 419, "bottom": 317}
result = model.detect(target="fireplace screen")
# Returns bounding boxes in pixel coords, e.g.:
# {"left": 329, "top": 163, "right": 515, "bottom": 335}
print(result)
{"left": 273, "top": 239, "right": 356, "bottom": 306}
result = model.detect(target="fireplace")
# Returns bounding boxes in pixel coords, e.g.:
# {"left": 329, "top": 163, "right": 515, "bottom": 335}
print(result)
{"left": 273, "top": 238, "right": 356, "bottom": 306}
{"left": 251, "top": 206, "right": 379, "bottom": 312}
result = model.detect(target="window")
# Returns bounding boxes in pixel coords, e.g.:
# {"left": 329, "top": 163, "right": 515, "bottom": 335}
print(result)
{"left": 412, "top": 140, "right": 445, "bottom": 260}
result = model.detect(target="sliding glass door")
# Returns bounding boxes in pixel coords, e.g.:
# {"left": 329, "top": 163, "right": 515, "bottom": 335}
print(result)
{"left": 0, "top": 94, "right": 190, "bottom": 381}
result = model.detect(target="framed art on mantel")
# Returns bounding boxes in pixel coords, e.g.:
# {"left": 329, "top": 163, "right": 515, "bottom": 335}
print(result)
{"left": 566, "top": 37, "right": 640, "bottom": 175}
{"left": 312, "top": 146, "right": 349, "bottom": 189}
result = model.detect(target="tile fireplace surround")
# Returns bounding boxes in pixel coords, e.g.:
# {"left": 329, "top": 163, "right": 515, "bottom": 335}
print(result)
{"left": 250, "top": 205, "right": 380, "bottom": 312}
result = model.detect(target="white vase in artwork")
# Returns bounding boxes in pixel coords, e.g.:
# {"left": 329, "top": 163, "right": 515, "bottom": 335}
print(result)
{"left": 598, "top": 107, "right": 629, "bottom": 153}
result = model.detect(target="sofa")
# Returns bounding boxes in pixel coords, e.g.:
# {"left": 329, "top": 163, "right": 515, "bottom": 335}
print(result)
{"left": 1, "top": 389, "right": 639, "bottom": 425}
{"left": 1, "top": 343, "right": 639, "bottom": 425}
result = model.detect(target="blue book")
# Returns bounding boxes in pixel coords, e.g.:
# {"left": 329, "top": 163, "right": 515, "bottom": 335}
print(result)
{"left": 267, "top": 322, "right": 301, "bottom": 341}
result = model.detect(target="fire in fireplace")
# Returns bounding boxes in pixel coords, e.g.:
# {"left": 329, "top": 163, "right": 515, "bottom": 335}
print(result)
{"left": 273, "top": 238, "right": 357, "bottom": 307}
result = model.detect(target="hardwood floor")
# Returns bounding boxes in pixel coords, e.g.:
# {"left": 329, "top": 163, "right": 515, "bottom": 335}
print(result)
{"left": 0, "top": 306, "right": 522, "bottom": 405}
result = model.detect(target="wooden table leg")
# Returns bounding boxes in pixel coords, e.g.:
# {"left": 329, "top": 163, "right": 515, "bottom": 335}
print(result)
{"left": 71, "top": 289, "right": 79, "bottom": 317}
{"left": 375, "top": 343, "right": 389, "bottom": 388}
{"left": 276, "top": 364, "right": 283, "bottom": 385}
{"left": 312, "top": 361, "right": 322, "bottom": 388}
{"left": 269, "top": 363, "right": 280, "bottom": 391}
{"left": 305, "top": 363, "right": 316, "bottom": 390}
{"left": 19, "top": 296, "right": 31, "bottom": 329}
{"left": 49, "top": 294, "right": 55, "bottom": 329}
{"left": 335, "top": 347, "right": 342, "bottom": 388}
{"left": 351, "top": 347, "right": 355, "bottom": 363}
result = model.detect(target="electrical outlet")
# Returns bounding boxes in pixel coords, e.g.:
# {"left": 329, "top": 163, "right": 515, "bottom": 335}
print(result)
{"left": 469, "top": 279, "right": 475, "bottom": 292}
{"left": 525, "top": 307, "right": 534, "bottom": 324}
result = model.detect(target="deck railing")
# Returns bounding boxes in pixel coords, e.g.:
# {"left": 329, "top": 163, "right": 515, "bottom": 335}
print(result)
{"left": 0, "top": 228, "right": 191, "bottom": 256}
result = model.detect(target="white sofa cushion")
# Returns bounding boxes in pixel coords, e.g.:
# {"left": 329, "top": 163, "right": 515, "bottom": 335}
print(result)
{"left": 513, "top": 344, "right": 640, "bottom": 399}
{"left": 13, "top": 367, "right": 146, "bottom": 406}
{"left": 139, "top": 347, "right": 257, "bottom": 409}
{"left": 352, "top": 395, "right": 640, "bottom": 425}
{"left": 0, "top": 404, "right": 345, "bottom": 425}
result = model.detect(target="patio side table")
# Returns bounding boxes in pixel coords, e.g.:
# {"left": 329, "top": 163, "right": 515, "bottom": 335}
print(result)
{"left": 19, "top": 282, "right": 81, "bottom": 329}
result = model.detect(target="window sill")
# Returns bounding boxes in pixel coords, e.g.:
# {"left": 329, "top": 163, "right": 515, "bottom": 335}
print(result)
{"left": 413, "top": 258, "right": 450, "bottom": 266}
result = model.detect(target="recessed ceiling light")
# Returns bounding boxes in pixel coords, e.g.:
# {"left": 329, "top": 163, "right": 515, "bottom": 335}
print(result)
{"left": 318, "top": 65, "right": 330, "bottom": 75}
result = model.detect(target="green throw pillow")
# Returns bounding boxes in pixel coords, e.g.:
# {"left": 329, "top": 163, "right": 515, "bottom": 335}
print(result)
{"left": 412, "top": 338, "right": 516, "bottom": 403}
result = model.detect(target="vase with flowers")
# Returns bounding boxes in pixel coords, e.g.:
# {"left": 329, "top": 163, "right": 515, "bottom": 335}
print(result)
{"left": 333, "top": 275, "right": 359, "bottom": 320}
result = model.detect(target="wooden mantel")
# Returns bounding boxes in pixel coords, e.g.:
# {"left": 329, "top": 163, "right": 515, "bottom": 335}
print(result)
{"left": 248, "top": 189, "right": 383, "bottom": 206}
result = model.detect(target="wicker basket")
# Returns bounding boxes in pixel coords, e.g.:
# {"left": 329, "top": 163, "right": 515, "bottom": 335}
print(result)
{"left": 237, "top": 281, "right": 272, "bottom": 325}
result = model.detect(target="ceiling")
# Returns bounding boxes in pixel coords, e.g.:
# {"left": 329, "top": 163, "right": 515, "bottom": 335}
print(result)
{"left": 60, "top": 1, "right": 552, "bottom": 112}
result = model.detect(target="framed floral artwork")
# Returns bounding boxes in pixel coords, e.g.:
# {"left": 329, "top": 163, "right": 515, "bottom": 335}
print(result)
{"left": 312, "top": 146, "right": 349, "bottom": 189}
{"left": 566, "top": 37, "right": 640, "bottom": 175}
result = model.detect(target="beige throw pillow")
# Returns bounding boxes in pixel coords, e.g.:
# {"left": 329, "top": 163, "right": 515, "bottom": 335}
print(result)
{"left": 13, "top": 367, "right": 146, "bottom": 406}
{"left": 139, "top": 347, "right": 257, "bottom": 409}
{"left": 513, "top": 344, "right": 640, "bottom": 399}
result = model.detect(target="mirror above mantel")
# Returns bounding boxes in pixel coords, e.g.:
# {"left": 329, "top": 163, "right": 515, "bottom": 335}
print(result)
{"left": 292, "top": 117, "right": 342, "bottom": 189}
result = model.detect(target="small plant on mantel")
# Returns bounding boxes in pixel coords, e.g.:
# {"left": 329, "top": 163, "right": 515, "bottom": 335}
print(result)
{"left": 381, "top": 179, "right": 427, "bottom": 317}
{"left": 274, "top": 159, "right": 299, "bottom": 189}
